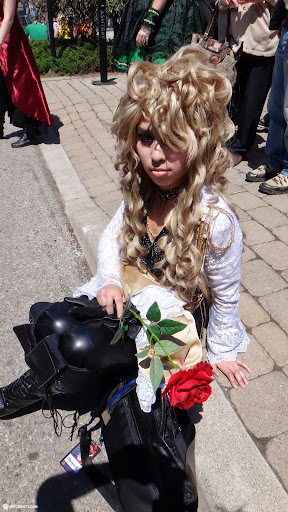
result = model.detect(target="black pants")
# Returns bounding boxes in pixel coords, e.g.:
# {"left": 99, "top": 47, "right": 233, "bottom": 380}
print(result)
{"left": 231, "top": 52, "right": 275, "bottom": 156}
{"left": 0, "top": 66, "right": 13, "bottom": 117}
{"left": 103, "top": 383, "right": 198, "bottom": 512}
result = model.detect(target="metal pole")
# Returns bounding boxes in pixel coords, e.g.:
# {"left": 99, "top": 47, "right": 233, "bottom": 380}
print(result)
{"left": 98, "top": 0, "right": 107, "bottom": 82}
{"left": 46, "top": 0, "right": 56, "bottom": 59}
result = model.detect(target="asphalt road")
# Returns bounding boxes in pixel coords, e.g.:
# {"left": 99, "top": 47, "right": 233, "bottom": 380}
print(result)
{"left": 0, "top": 128, "right": 115, "bottom": 512}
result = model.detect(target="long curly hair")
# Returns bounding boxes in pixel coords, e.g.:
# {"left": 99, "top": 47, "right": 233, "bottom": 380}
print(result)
{"left": 112, "top": 44, "right": 235, "bottom": 306}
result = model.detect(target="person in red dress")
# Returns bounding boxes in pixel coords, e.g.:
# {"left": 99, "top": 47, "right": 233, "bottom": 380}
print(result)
{"left": 0, "top": 0, "right": 52, "bottom": 147}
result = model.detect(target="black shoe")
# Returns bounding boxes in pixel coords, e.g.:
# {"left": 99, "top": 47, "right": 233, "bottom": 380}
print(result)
{"left": 257, "top": 113, "right": 270, "bottom": 132}
{"left": 0, "top": 369, "right": 46, "bottom": 417}
{"left": 11, "top": 134, "right": 37, "bottom": 148}
{"left": 246, "top": 163, "right": 279, "bottom": 182}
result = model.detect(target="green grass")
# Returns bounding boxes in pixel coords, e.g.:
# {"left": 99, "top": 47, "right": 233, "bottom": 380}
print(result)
{"left": 29, "top": 38, "right": 114, "bottom": 75}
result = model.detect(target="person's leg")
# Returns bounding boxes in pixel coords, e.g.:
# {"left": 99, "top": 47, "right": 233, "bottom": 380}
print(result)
{"left": 259, "top": 28, "right": 288, "bottom": 193}
{"left": 246, "top": 32, "right": 286, "bottom": 182}
{"left": 0, "top": 65, "right": 10, "bottom": 138}
{"left": 265, "top": 30, "right": 287, "bottom": 170}
{"left": 103, "top": 385, "right": 198, "bottom": 512}
{"left": 0, "top": 297, "right": 140, "bottom": 417}
{"left": 232, "top": 53, "right": 274, "bottom": 158}
{"left": 11, "top": 115, "right": 38, "bottom": 148}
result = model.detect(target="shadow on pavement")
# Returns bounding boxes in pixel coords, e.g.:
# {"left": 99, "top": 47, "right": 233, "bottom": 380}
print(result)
{"left": 37, "top": 461, "right": 122, "bottom": 512}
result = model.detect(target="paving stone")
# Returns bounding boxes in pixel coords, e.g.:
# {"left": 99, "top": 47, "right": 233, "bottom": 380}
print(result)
{"left": 262, "top": 194, "right": 288, "bottom": 214}
{"left": 97, "top": 153, "right": 113, "bottom": 165}
{"left": 230, "top": 372, "right": 288, "bottom": 437}
{"left": 215, "top": 335, "right": 273, "bottom": 389}
{"left": 234, "top": 205, "right": 251, "bottom": 221}
{"left": 90, "top": 182, "right": 119, "bottom": 198}
{"left": 101, "top": 199, "right": 122, "bottom": 218}
{"left": 58, "top": 135, "right": 79, "bottom": 148}
{"left": 242, "top": 245, "right": 256, "bottom": 262}
{"left": 231, "top": 191, "right": 267, "bottom": 210}
{"left": 248, "top": 206, "right": 288, "bottom": 229}
{"left": 241, "top": 259, "right": 286, "bottom": 296}
{"left": 226, "top": 182, "right": 244, "bottom": 195}
{"left": 239, "top": 292, "right": 269, "bottom": 328}
{"left": 82, "top": 175, "right": 112, "bottom": 188}
{"left": 69, "top": 112, "right": 81, "bottom": 122}
{"left": 239, "top": 335, "right": 274, "bottom": 378}
{"left": 252, "top": 322, "right": 288, "bottom": 367}
{"left": 281, "top": 269, "right": 288, "bottom": 282}
{"left": 72, "top": 119, "right": 84, "bottom": 129}
{"left": 70, "top": 152, "right": 96, "bottom": 166}
{"left": 75, "top": 159, "right": 97, "bottom": 172}
{"left": 95, "top": 189, "right": 123, "bottom": 205}
{"left": 241, "top": 180, "right": 262, "bottom": 195}
{"left": 283, "top": 364, "right": 288, "bottom": 377}
{"left": 64, "top": 141, "right": 87, "bottom": 153}
{"left": 272, "top": 224, "right": 288, "bottom": 244}
{"left": 259, "top": 289, "right": 288, "bottom": 334}
{"left": 79, "top": 110, "right": 96, "bottom": 121}
{"left": 77, "top": 167, "right": 99, "bottom": 180}
{"left": 75, "top": 126, "right": 90, "bottom": 137}
{"left": 253, "top": 241, "right": 288, "bottom": 271}
{"left": 266, "top": 431, "right": 288, "bottom": 492}
{"left": 92, "top": 103, "right": 110, "bottom": 113}
{"left": 240, "top": 220, "right": 275, "bottom": 246}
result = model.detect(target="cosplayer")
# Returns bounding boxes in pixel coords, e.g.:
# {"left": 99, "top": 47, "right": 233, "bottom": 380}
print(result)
{"left": 0, "top": 46, "right": 251, "bottom": 511}
{"left": 112, "top": 0, "right": 202, "bottom": 70}
{"left": 0, "top": 0, "right": 52, "bottom": 147}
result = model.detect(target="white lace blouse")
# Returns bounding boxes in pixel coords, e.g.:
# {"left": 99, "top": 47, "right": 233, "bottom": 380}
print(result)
{"left": 74, "top": 187, "right": 249, "bottom": 411}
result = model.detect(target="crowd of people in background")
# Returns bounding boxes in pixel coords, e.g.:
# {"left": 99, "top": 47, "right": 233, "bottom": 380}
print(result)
{"left": 1, "top": 1, "right": 287, "bottom": 164}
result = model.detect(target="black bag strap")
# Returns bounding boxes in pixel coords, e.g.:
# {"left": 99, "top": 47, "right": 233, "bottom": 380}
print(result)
{"left": 204, "top": 1, "right": 231, "bottom": 43}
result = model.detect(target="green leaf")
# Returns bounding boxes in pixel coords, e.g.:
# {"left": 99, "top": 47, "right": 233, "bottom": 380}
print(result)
{"left": 158, "top": 319, "right": 186, "bottom": 336}
{"left": 150, "top": 358, "right": 164, "bottom": 391}
{"left": 110, "top": 327, "right": 124, "bottom": 345}
{"left": 146, "top": 302, "right": 161, "bottom": 322}
{"left": 135, "top": 348, "right": 150, "bottom": 358}
{"left": 154, "top": 340, "right": 179, "bottom": 356}
{"left": 147, "top": 325, "right": 161, "bottom": 343}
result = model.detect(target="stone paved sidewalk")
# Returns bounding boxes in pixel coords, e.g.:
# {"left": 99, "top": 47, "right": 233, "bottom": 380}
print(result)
{"left": 41, "top": 73, "right": 288, "bottom": 506}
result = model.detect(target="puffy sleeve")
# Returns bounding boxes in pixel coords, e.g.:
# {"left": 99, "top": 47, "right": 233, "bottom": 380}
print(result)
{"left": 203, "top": 203, "right": 250, "bottom": 364}
{"left": 73, "top": 202, "right": 125, "bottom": 299}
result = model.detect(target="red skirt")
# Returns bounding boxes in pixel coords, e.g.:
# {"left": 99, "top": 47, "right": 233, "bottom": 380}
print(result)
{"left": 0, "top": 8, "right": 52, "bottom": 126}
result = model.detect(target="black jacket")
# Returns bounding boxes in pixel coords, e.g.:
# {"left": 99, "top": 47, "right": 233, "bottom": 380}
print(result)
{"left": 269, "top": 0, "right": 288, "bottom": 30}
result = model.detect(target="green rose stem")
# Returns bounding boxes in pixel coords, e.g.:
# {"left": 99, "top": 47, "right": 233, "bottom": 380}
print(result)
{"left": 129, "top": 308, "right": 178, "bottom": 371}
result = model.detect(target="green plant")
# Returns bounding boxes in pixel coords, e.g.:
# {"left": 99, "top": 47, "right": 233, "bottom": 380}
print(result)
{"left": 111, "top": 299, "right": 186, "bottom": 391}
{"left": 29, "top": 39, "right": 114, "bottom": 75}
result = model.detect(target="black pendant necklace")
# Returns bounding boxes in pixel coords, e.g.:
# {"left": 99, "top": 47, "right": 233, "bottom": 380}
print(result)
{"left": 157, "top": 184, "right": 184, "bottom": 202}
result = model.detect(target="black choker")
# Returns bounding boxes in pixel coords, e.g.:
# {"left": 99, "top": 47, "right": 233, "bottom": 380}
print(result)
{"left": 157, "top": 184, "right": 184, "bottom": 202}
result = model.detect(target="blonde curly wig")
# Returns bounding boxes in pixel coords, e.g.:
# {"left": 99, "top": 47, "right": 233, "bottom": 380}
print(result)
{"left": 112, "top": 44, "right": 235, "bottom": 307}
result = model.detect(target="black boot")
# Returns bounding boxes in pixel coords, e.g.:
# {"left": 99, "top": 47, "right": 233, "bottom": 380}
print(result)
{"left": 0, "top": 369, "right": 49, "bottom": 417}
{"left": 11, "top": 119, "right": 38, "bottom": 148}
{"left": 0, "top": 297, "right": 141, "bottom": 419}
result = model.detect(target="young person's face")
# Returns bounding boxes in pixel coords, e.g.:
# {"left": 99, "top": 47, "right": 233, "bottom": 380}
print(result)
{"left": 136, "top": 118, "right": 188, "bottom": 191}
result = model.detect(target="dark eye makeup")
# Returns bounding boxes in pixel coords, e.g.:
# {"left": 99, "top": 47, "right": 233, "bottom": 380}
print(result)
{"left": 137, "top": 132, "right": 154, "bottom": 144}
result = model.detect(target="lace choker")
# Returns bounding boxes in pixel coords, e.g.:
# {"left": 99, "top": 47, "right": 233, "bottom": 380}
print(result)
{"left": 157, "top": 184, "right": 184, "bottom": 202}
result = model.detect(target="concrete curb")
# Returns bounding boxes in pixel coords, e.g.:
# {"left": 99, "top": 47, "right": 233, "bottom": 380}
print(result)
{"left": 40, "top": 127, "right": 110, "bottom": 274}
{"left": 39, "top": 129, "right": 288, "bottom": 512}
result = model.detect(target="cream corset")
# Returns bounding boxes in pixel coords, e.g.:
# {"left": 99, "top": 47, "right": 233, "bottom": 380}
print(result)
{"left": 120, "top": 264, "right": 202, "bottom": 385}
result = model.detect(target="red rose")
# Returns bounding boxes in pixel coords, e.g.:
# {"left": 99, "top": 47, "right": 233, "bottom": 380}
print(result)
{"left": 162, "top": 361, "right": 213, "bottom": 410}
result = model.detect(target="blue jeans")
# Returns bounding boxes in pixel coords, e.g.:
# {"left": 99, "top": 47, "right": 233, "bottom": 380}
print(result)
{"left": 267, "top": 27, "right": 288, "bottom": 176}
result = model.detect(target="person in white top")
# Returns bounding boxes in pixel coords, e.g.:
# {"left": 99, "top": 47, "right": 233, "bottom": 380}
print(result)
{"left": 0, "top": 45, "right": 251, "bottom": 511}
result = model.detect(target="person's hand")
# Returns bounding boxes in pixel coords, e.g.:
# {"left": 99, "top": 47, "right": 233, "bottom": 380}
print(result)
{"left": 211, "top": 358, "right": 252, "bottom": 389}
{"left": 136, "top": 26, "right": 151, "bottom": 47}
{"left": 219, "top": 0, "right": 239, "bottom": 6}
{"left": 96, "top": 285, "right": 125, "bottom": 317}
